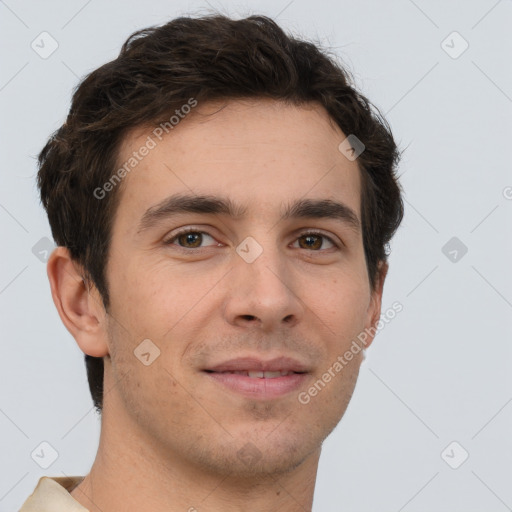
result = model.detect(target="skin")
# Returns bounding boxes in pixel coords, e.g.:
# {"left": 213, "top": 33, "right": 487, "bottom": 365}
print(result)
{"left": 48, "top": 98, "right": 387, "bottom": 512}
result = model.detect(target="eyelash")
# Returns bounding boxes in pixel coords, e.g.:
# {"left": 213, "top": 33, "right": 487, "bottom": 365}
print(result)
{"left": 163, "top": 228, "right": 341, "bottom": 251}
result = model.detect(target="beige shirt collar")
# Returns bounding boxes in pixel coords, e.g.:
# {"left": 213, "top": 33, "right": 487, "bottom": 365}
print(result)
{"left": 19, "top": 476, "right": 88, "bottom": 512}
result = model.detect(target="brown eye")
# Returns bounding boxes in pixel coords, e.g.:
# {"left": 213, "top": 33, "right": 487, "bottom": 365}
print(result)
{"left": 165, "top": 230, "right": 217, "bottom": 249}
{"left": 298, "top": 234, "right": 322, "bottom": 250}
{"left": 177, "top": 232, "right": 203, "bottom": 248}
{"left": 294, "top": 233, "right": 337, "bottom": 251}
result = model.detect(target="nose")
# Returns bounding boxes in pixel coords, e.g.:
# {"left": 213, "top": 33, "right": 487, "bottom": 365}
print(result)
{"left": 222, "top": 244, "right": 304, "bottom": 332}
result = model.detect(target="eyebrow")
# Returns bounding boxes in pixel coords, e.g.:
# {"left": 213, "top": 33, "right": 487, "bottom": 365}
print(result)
{"left": 136, "top": 193, "right": 360, "bottom": 235}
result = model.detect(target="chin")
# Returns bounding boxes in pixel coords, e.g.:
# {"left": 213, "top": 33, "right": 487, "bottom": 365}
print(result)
{"left": 197, "top": 443, "right": 316, "bottom": 479}
{"left": 190, "top": 421, "right": 323, "bottom": 479}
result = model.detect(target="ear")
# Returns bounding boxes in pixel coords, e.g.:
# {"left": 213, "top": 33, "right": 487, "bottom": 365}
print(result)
{"left": 361, "top": 260, "right": 388, "bottom": 349}
{"left": 46, "top": 246, "right": 110, "bottom": 357}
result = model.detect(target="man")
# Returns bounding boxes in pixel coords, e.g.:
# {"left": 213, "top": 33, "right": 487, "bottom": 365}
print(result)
{"left": 21, "top": 13, "right": 403, "bottom": 512}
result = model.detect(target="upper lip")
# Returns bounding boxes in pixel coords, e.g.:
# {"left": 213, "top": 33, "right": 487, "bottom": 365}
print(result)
{"left": 204, "top": 356, "right": 310, "bottom": 373}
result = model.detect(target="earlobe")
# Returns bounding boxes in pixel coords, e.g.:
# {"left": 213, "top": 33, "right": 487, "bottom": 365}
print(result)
{"left": 46, "top": 247, "right": 109, "bottom": 358}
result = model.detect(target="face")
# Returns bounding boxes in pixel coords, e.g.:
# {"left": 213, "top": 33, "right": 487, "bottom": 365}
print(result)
{"left": 100, "top": 99, "right": 384, "bottom": 477}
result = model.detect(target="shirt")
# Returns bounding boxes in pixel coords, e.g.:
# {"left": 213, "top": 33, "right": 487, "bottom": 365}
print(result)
{"left": 19, "top": 476, "right": 89, "bottom": 511}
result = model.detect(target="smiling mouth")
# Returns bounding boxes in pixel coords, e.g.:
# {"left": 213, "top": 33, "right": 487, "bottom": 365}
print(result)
{"left": 202, "top": 369, "right": 309, "bottom": 399}
{"left": 204, "top": 370, "right": 305, "bottom": 378}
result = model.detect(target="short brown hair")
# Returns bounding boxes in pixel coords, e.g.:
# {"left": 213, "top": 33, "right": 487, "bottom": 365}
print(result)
{"left": 37, "top": 14, "right": 404, "bottom": 414}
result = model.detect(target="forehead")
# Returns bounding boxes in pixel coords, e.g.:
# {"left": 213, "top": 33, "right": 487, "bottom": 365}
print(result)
{"left": 114, "top": 99, "right": 362, "bottom": 231}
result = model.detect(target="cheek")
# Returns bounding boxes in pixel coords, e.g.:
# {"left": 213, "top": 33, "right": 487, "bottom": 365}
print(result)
{"left": 111, "top": 349, "right": 192, "bottom": 432}
{"left": 109, "top": 258, "right": 201, "bottom": 339}
{"left": 311, "top": 268, "right": 370, "bottom": 336}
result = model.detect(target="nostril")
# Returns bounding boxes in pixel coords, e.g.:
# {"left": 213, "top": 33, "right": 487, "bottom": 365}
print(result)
{"left": 241, "top": 314, "right": 257, "bottom": 321}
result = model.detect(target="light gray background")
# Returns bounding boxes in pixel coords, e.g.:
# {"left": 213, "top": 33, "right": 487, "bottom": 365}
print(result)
{"left": 1, "top": 1, "right": 511, "bottom": 511}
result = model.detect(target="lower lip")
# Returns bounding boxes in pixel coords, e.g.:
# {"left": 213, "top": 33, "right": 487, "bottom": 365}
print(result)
{"left": 204, "top": 371, "right": 308, "bottom": 399}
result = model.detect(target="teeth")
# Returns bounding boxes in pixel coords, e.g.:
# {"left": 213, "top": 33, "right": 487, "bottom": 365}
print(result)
{"left": 217, "top": 370, "right": 296, "bottom": 378}
{"left": 268, "top": 371, "right": 286, "bottom": 378}
{"left": 247, "top": 371, "right": 291, "bottom": 378}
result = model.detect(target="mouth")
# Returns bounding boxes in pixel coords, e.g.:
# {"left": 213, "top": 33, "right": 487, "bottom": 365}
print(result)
{"left": 204, "top": 369, "right": 305, "bottom": 378}
{"left": 202, "top": 357, "right": 310, "bottom": 399}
